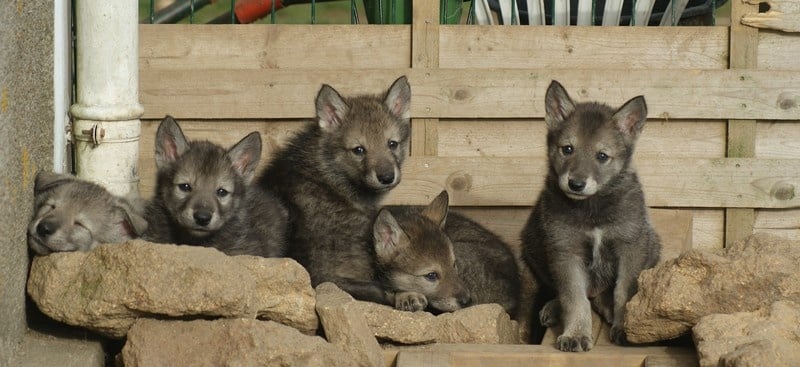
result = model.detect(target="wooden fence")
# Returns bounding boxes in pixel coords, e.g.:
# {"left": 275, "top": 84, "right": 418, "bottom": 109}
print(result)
{"left": 137, "top": 0, "right": 800, "bottom": 259}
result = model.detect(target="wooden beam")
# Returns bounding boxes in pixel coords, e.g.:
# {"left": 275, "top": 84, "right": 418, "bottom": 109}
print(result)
{"left": 139, "top": 68, "right": 800, "bottom": 120}
{"left": 387, "top": 344, "right": 697, "bottom": 367}
{"left": 410, "top": 0, "right": 440, "bottom": 157}
{"left": 726, "top": 0, "right": 761, "bottom": 247}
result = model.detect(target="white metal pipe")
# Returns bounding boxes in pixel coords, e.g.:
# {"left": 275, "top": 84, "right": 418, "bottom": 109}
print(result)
{"left": 53, "top": 0, "right": 70, "bottom": 173}
{"left": 70, "top": 0, "right": 143, "bottom": 197}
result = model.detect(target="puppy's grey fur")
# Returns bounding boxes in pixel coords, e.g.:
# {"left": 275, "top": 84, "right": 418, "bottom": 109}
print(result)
{"left": 143, "top": 116, "right": 288, "bottom": 257}
{"left": 27, "top": 171, "right": 147, "bottom": 255}
{"left": 521, "top": 81, "right": 661, "bottom": 352}
{"left": 375, "top": 191, "right": 521, "bottom": 316}
{"left": 258, "top": 76, "right": 411, "bottom": 303}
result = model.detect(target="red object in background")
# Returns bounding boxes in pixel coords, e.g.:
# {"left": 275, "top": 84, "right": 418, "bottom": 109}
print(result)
{"left": 234, "top": 0, "right": 286, "bottom": 23}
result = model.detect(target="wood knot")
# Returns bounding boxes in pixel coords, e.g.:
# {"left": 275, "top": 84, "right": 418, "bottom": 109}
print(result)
{"left": 778, "top": 93, "right": 797, "bottom": 110}
{"left": 452, "top": 89, "right": 471, "bottom": 101}
{"left": 771, "top": 182, "right": 795, "bottom": 201}
{"left": 446, "top": 171, "right": 472, "bottom": 193}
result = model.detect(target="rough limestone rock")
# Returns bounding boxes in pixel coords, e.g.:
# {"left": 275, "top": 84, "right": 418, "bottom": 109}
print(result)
{"left": 314, "top": 283, "right": 384, "bottom": 367}
{"left": 437, "top": 304, "right": 520, "bottom": 344}
{"left": 27, "top": 240, "right": 318, "bottom": 338}
{"left": 121, "top": 318, "right": 353, "bottom": 367}
{"left": 353, "top": 301, "right": 439, "bottom": 344}
{"left": 625, "top": 233, "right": 800, "bottom": 343}
{"left": 335, "top": 289, "right": 520, "bottom": 345}
{"left": 693, "top": 301, "right": 800, "bottom": 367}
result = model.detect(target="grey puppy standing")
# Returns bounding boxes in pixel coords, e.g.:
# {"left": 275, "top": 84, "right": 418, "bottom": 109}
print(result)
{"left": 374, "top": 191, "right": 521, "bottom": 316}
{"left": 27, "top": 171, "right": 148, "bottom": 255}
{"left": 521, "top": 81, "right": 661, "bottom": 352}
{"left": 258, "top": 76, "right": 411, "bottom": 304}
{"left": 143, "top": 116, "right": 288, "bottom": 257}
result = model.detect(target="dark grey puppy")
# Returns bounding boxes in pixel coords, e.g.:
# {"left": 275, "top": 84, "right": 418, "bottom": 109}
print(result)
{"left": 143, "top": 116, "right": 288, "bottom": 257}
{"left": 521, "top": 81, "right": 661, "bottom": 352}
{"left": 258, "top": 76, "right": 411, "bottom": 304}
{"left": 374, "top": 191, "right": 521, "bottom": 316}
{"left": 27, "top": 171, "right": 148, "bottom": 255}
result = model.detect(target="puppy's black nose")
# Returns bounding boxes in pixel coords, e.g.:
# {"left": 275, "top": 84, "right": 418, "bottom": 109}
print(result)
{"left": 36, "top": 221, "right": 56, "bottom": 237}
{"left": 193, "top": 210, "right": 212, "bottom": 226}
{"left": 568, "top": 179, "right": 586, "bottom": 192}
{"left": 458, "top": 294, "right": 472, "bottom": 308}
{"left": 377, "top": 172, "right": 395, "bottom": 185}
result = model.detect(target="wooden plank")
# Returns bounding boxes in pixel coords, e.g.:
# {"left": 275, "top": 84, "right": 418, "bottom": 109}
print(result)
{"left": 741, "top": 0, "right": 800, "bottom": 32}
{"left": 758, "top": 31, "right": 800, "bottom": 70}
{"left": 139, "top": 24, "right": 411, "bottom": 70}
{"left": 389, "top": 344, "right": 697, "bottom": 367}
{"left": 436, "top": 119, "right": 726, "bottom": 158}
{"left": 382, "top": 156, "right": 800, "bottom": 208}
{"left": 139, "top": 68, "right": 800, "bottom": 120}
{"left": 756, "top": 120, "right": 800, "bottom": 158}
{"left": 410, "top": 0, "right": 439, "bottom": 157}
{"left": 438, "top": 26, "right": 728, "bottom": 69}
{"left": 726, "top": 0, "right": 760, "bottom": 248}
{"left": 137, "top": 155, "right": 800, "bottom": 209}
{"left": 691, "top": 209, "right": 725, "bottom": 251}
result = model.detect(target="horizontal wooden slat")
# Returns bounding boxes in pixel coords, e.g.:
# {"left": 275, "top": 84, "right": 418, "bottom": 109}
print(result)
{"left": 756, "top": 120, "right": 800, "bottom": 158}
{"left": 382, "top": 157, "right": 800, "bottom": 208}
{"left": 140, "top": 68, "right": 800, "bottom": 120}
{"left": 439, "top": 26, "right": 728, "bottom": 70}
{"left": 390, "top": 344, "right": 697, "bottom": 367}
{"left": 140, "top": 24, "right": 411, "bottom": 70}
{"left": 758, "top": 31, "right": 800, "bottom": 70}
{"left": 437, "top": 119, "right": 726, "bottom": 158}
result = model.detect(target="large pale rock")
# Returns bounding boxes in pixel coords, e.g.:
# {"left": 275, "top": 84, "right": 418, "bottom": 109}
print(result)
{"left": 625, "top": 233, "right": 800, "bottom": 343}
{"left": 121, "top": 318, "right": 353, "bottom": 367}
{"left": 27, "top": 240, "right": 318, "bottom": 338}
{"left": 437, "top": 304, "right": 520, "bottom": 344}
{"left": 347, "top": 293, "right": 520, "bottom": 345}
{"left": 693, "top": 301, "right": 800, "bottom": 367}
{"left": 315, "top": 283, "right": 384, "bottom": 367}
{"left": 354, "top": 301, "right": 439, "bottom": 344}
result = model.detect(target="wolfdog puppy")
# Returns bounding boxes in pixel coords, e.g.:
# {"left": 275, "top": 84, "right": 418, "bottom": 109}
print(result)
{"left": 374, "top": 191, "right": 521, "bottom": 316}
{"left": 27, "top": 171, "right": 148, "bottom": 255}
{"left": 258, "top": 76, "right": 411, "bottom": 304}
{"left": 143, "top": 116, "right": 288, "bottom": 257}
{"left": 521, "top": 81, "right": 661, "bottom": 352}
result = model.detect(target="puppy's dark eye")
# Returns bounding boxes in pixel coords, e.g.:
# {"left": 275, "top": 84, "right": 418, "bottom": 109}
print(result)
{"left": 352, "top": 146, "right": 366, "bottom": 156}
{"left": 216, "top": 188, "right": 229, "bottom": 198}
{"left": 388, "top": 140, "right": 398, "bottom": 150}
{"left": 561, "top": 145, "right": 574, "bottom": 155}
{"left": 423, "top": 272, "right": 439, "bottom": 282}
{"left": 596, "top": 152, "right": 609, "bottom": 162}
{"left": 178, "top": 183, "right": 192, "bottom": 192}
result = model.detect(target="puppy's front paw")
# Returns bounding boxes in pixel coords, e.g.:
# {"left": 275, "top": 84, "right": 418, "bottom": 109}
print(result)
{"left": 609, "top": 324, "right": 628, "bottom": 346}
{"left": 556, "top": 333, "right": 593, "bottom": 352}
{"left": 395, "top": 292, "right": 428, "bottom": 312}
{"left": 539, "top": 299, "right": 561, "bottom": 327}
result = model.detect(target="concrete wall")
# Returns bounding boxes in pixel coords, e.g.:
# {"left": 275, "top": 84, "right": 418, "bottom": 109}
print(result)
{"left": 0, "top": 1, "right": 54, "bottom": 364}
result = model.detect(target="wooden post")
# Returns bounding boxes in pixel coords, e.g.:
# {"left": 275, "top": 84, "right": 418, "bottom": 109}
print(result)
{"left": 726, "top": 0, "right": 759, "bottom": 247}
{"left": 411, "top": 0, "right": 440, "bottom": 156}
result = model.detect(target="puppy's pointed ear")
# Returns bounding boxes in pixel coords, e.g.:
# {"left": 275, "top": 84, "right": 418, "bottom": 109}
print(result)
{"left": 421, "top": 190, "right": 449, "bottom": 229}
{"left": 373, "top": 209, "right": 409, "bottom": 262}
{"left": 155, "top": 115, "right": 190, "bottom": 169}
{"left": 34, "top": 171, "right": 74, "bottom": 195}
{"left": 384, "top": 76, "right": 411, "bottom": 121}
{"left": 115, "top": 196, "right": 148, "bottom": 239}
{"left": 227, "top": 132, "right": 262, "bottom": 184}
{"left": 316, "top": 84, "right": 349, "bottom": 133}
{"left": 613, "top": 96, "right": 648, "bottom": 139}
{"left": 544, "top": 80, "right": 576, "bottom": 130}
